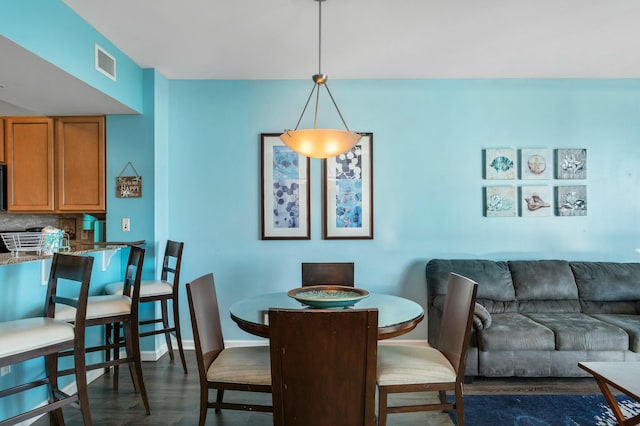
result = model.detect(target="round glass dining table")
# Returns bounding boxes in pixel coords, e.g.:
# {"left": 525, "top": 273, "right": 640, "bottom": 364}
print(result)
{"left": 229, "top": 291, "right": 424, "bottom": 340}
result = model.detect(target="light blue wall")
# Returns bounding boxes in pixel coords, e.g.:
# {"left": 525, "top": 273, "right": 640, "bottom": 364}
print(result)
{"left": 168, "top": 78, "right": 640, "bottom": 340}
{"left": 1, "top": 0, "right": 143, "bottom": 112}
{"left": 3, "top": 1, "right": 640, "bottom": 347}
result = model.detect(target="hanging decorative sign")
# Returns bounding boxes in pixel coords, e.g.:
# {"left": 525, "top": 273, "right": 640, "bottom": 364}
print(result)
{"left": 116, "top": 161, "right": 142, "bottom": 198}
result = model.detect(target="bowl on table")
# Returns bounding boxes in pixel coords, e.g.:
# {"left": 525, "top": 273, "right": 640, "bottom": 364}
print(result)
{"left": 287, "top": 285, "right": 370, "bottom": 308}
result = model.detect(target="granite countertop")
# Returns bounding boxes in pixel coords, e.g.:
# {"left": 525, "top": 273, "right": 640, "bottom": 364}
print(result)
{"left": 0, "top": 243, "right": 131, "bottom": 266}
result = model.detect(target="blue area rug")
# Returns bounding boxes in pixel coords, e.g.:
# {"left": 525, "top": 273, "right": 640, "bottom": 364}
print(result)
{"left": 449, "top": 394, "right": 640, "bottom": 425}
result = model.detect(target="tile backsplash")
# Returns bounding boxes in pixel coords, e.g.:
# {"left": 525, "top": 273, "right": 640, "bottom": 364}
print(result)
{"left": 0, "top": 213, "right": 63, "bottom": 231}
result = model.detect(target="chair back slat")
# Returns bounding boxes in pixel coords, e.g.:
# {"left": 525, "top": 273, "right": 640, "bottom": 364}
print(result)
{"left": 437, "top": 272, "right": 478, "bottom": 379}
{"left": 186, "top": 274, "right": 224, "bottom": 374}
{"left": 269, "top": 308, "right": 377, "bottom": 426}
{"left": 160, "top": 240, "right": 183, "bottom": 288}
{"left": 45, "top": 254, "right": 94, "bottom": 326}
{"left": 301, "top": 262, "right": 354, "bottom": 287}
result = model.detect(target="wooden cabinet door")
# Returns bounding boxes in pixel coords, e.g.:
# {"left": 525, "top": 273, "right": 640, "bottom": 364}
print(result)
{"left": 5, "top": 117, "right": 55, "bottom": 211}
{"left": 55, "top": 116, "right": 106, "bottom": 212}
{"left": 0, "top": 117, "right": 5, "bottom": 164}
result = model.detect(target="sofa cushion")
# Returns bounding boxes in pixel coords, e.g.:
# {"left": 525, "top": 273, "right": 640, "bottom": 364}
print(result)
{"left": 591, "top": 314, "right": 640, "bottom": 352}
{"left": 426, "top": 259, "right": 515, "bottom": 301}
{"left": 518, "top": 299, "right": 581, "bottom": 314}
{"left": 509, "top": 260, "right": 578, "bottom": 300}
{"left": 571, "top": 262, "right": 640, "bottom": 302}
{"left": 581, "top": 300, "right": 637, "bottom": 315}
{"left": 477, "top": 313, "right": 555, "bottom": 351}
{"left": 525, "top": 313, "right": 629, "bottom": 351}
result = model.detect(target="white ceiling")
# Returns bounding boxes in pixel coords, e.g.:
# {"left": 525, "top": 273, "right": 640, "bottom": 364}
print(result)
{"left": 3, "top": 0, "right": 640, "bottom": 115}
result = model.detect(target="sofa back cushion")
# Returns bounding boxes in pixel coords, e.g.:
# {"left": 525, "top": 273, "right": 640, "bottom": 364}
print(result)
{"left": 426, "top": 259, "right": 516, "bottom": 312}
{"left": 571, "top": 262, "right": 640, "bottom": 314}
{"left": 509, "top": 260, "right": 581, "bottom": 313}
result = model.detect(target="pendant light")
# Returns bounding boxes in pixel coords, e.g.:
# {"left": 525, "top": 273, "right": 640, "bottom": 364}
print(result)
{"left": 280, "top": 0, "right": 362, "bottom": 159}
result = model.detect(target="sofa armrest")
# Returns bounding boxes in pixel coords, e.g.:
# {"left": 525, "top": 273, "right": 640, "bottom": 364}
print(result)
{"left": 473, "top": 303, "right": 493, "bottom": 330}
{"left": 433, "top": 296, "right": 492, "bottom": 330}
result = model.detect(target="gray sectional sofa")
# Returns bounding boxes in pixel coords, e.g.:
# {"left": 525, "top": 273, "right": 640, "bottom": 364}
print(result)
{"left": 426, "top": 259, "right": 640, "bottom": 377}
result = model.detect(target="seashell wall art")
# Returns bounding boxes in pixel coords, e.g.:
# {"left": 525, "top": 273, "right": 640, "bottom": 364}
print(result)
{"left": 483, "top": 148, "right": 587, "bottom": 217}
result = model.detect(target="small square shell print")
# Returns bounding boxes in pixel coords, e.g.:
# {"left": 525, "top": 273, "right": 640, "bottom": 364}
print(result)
{"left": 521, "top": 149, "right": 552, "bottom": 180}
{"left": 557, "top": 185, "right": 587, "bottom": 216}
{"left": 521, "top": 186, "right": 552, "bottom": 217}
{"left": 485, "top": 186, "right": 516, "bottom": 217}
{"left": 556, "top": 149, "right": 587, "bottom": 179}
{"left": 485, "top": 148, "right": 515, "bottom": 180}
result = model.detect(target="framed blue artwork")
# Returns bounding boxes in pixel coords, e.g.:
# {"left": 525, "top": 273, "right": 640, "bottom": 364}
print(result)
{"left": 261, "top": 134, "right": 310, "bottom": 240}
{"left": 323, "top": 133, "right": 373, "bottom": 239}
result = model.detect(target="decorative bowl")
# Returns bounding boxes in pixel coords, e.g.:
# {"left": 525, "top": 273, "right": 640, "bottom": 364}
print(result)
{"left": 287, "top": 285, "right": 370, "bottom": 308}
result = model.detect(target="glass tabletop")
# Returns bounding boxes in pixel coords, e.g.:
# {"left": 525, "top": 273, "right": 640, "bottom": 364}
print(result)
{"left": 229, "top": 291, "right": 424, "bottom": 339}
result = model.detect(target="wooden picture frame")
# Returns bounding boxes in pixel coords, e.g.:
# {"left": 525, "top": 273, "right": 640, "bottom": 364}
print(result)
{"left": 323, "top": 133, "right": 373, "bottom": 239}
{"left": 260, "top": 133, "right": 310, "bottom": 240}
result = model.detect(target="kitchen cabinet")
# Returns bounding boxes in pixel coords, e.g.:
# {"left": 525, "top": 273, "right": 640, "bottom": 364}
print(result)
{"left": 5, "top": 117, "right": 55, "bottom": 211}
{"left": 55, "top": 116, "right": 105, "bottom": 212}
{"left": 5, "top": 115, "right": 105, "bottom": 213}
{"left": 0, "top": 117, "right": 5, "bottom": 163}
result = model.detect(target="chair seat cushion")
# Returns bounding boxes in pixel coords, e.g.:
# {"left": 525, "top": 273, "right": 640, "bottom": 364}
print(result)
{"left": 0, "top": 317, "right": 75, "bottom": 358}
{"left": 377, "top": 344, "right": 456, "bottom": 386}
{"left": 56, "top": 295, "right": 131, "bottom": 321}
{"left": 206, "top": 346, "right": 271, "bottom": 385}
{"left": 104, "top": 280, "right": 173, "bottom": 297}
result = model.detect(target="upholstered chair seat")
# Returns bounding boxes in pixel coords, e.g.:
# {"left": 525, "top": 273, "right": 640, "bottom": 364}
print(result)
{"left": 56, "top": 295, "right": 132, "bottom": 321}
{"left": 205, "top": 346, "right": 271, "bottom": 385}
{"left": 105, "top": 279, "right": 172, "bottom": 298}
{"left": 0, "top": 318, "right": 75, "bottom": 359}
{"left": 377, "top": 345, "right": 457, "bottom": 386}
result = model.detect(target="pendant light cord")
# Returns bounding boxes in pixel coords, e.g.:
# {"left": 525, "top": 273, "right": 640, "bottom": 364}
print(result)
{"left": 288, "top": 0, "right": 354, "bottom": 133}
{"left": 318, "top": 0, "right": 322, "bottom": 74}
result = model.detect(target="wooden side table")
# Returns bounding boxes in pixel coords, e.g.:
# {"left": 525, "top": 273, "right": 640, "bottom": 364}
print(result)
{"left": 578, "top": 361, "right": 640, "bottom": 425}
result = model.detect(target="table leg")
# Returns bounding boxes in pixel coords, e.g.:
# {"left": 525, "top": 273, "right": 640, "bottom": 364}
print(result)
{"left": 594, "top": 378, "right": 640, "bottom": 425}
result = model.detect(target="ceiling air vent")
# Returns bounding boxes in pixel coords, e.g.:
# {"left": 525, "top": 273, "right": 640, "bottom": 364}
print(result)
{"left": 95, "top": 44, "right": 116, "bottom": 81}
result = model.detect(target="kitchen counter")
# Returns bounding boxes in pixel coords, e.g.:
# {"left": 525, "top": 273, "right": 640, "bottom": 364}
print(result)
{"left": 0, "top": 243, "right": 130, "bottom": 266}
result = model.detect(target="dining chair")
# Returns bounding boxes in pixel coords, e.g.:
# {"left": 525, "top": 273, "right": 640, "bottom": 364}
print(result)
{"left": 301, "top": 262, "right": 354, "bottom": 286}
{"left": 376, "top": 272, "right": 478, "bottom": 426}
{"left": 105, "top": 240, "right": 187, "bottom": 374}
{"left": 186, "top": 273, "right": 272, "bottom": 426}
{"left": 55, "top": 245, "right": 150, "bottom": 415}
{"left": 0, "top": 254, "right": 94, "bottom": 426}
{"left": 269, "top": 307, "right": 378, "bottom": 426}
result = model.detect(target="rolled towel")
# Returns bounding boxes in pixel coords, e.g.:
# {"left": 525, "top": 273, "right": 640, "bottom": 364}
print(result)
{"left": 473, "top": 303, "right": 492, "bottom": 330}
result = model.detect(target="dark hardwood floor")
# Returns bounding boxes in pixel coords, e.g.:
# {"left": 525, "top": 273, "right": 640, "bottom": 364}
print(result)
{"left": 32, "top": 350, "right": 601, "bottom": 425}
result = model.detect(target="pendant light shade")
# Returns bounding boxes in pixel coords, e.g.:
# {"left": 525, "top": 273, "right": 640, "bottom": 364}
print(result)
{"left": 280, "top": 0, "right": 361, "bottom": 159}
{"left": 281, "top": 129, "right": 362, "bottom": 159}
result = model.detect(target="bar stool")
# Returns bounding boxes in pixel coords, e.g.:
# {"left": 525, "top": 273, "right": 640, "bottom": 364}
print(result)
{"left": 56, "top": 245, "right": 150, "bottom": 414}
{"left": 105, "top": 240, "right": 187, "bottom": 373}
{"left": 0, "top": 254, "right": 94, "bottom": 426}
